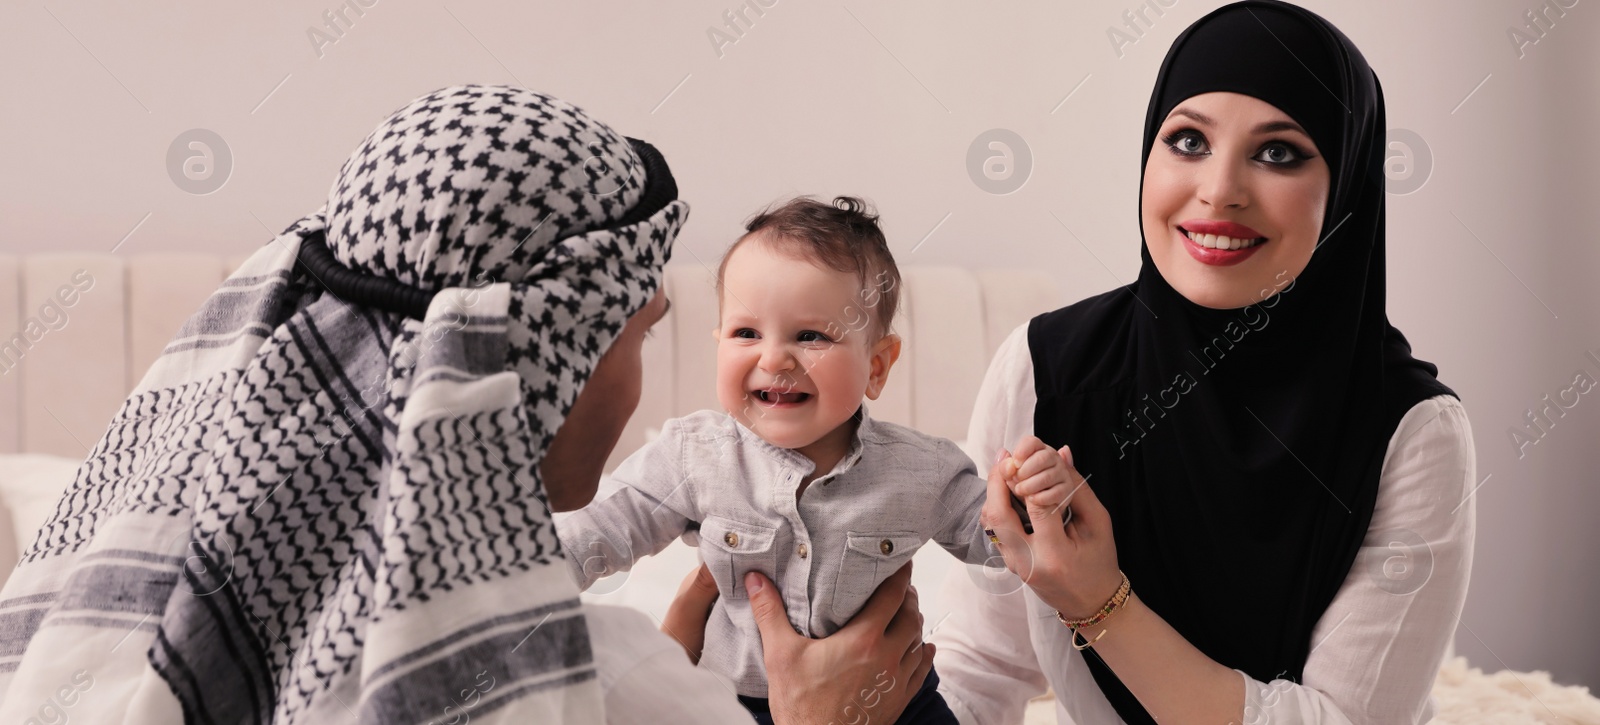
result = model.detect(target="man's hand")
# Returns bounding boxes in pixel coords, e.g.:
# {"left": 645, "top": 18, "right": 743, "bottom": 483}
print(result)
{"left": 664, "top": 561, "right": 934, "bottom": 723}
{"left": 660, "top": 562, "right": 719, "bottom": 665}
{"left": 749, "top": 563, "right": 933, "bottom": 725}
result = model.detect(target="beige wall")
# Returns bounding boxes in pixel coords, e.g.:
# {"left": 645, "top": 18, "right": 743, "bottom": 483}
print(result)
{"left": 2, "top": 0, "right": 1597, "bottom": 689}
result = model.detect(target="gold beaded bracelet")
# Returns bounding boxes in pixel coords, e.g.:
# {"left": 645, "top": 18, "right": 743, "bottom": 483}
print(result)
{"left": 1055, "top": 570, "right": 1132, "bottom": 651}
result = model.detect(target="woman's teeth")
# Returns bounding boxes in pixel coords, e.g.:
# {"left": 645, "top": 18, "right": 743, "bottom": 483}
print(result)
{"left": 1183, "top": 228, "right": 1264, "bottom": 250}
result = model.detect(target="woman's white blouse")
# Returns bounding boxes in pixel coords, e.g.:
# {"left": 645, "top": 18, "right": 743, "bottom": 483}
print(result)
{"left": 931, "top": 324, "right": 1478, "bottom": 725}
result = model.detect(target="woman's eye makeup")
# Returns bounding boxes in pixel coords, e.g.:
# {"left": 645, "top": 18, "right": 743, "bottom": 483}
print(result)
{"left": 1160, "top": 127, "right": 1313, "bottom": 168}
{"left": 1162, "top": 128, "right": 1209, "bottom": 156}
{"left": 1252, "top": 141, "right": 1311, "bottom": 166}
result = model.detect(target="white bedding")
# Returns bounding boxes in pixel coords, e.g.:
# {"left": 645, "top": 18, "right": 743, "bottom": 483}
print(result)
{"left": 0, "top": 453, "right": 81, "bottom": 586}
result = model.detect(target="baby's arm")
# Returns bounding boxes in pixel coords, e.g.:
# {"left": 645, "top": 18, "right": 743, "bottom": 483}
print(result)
{"left": 930, "top": 440, "right": 1002, "bottom": 566}
{"left": 555, "top": 419, "right": 699, "bottom": 591}
{"left": 933, "top": 436, "right": 1077, "bottom": 564}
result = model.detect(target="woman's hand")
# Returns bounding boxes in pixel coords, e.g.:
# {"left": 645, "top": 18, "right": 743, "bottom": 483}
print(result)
{"left": 983, "top": 437, "right": 1123, "bottom": 620}
{"left": 661, "top": 562, "right": 934, "bottom": 724}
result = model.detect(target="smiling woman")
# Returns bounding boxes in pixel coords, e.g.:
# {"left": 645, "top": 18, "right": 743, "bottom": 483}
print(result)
{"left": 931, "top": 2, "right": 1474, "bottom": 724}
{"left": 1143, "top": 92, "right": 1330, "bottom": 309}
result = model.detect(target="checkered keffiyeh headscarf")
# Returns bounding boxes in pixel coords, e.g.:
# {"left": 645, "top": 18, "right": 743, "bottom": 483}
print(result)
{"left": 0, "top": 85, "right": 685, "bottom": 724}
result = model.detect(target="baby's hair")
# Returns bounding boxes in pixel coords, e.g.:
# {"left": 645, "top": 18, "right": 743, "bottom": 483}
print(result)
{"left": 716, "top": 196, "right": 902, "bottom": 337}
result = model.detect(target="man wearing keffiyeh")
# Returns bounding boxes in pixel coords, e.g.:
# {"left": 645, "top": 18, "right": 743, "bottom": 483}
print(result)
{"left": 0, "top": 84, "right": 682, "bottom": 723}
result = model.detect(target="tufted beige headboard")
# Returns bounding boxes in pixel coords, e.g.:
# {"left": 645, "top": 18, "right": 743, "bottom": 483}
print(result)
{"left": 0, "top": 253, "right": 1063, "bottom": 470}
{"left": 0, "top": 253, "right": 255, "bottom": 460}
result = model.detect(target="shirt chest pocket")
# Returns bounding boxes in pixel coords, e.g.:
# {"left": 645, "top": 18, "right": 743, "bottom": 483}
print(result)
{"left": 831, "top": 531, "right": 923, "bottom": 619}
{"left": 700, "top": 516, "right": 779, "bottom": 601}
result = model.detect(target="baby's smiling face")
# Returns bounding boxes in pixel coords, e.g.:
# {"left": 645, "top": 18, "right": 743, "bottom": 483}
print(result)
{"left": 714, "top": 234, "right": 900, "bottom": 460}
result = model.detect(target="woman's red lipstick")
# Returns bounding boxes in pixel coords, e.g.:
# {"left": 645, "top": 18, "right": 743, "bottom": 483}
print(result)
{"left": 1176, "top": 219, "right": 1268, "bottom": 267}
{"left": 1180, "top": 219, "right": 1263, "bottom": 239}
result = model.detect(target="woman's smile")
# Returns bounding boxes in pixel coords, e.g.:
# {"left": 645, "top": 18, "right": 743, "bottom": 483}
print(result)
{"left": 1180, "top": 218, "right": 1265, "bottom": 248}
{"left": 1177, "top": 223, "right": 1267, "bottom": 266}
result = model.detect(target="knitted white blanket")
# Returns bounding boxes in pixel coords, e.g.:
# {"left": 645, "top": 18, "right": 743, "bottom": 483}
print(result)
{"left": 1021, "top": 657, "right": 1600, "bottom": 724}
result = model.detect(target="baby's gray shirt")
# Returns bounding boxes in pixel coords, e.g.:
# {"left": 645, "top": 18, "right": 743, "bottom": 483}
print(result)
{"left": 554, "top": 406, "right": 998, "bottom": 699}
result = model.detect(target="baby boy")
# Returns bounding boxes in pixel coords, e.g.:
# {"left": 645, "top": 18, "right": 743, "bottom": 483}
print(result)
{"left": 555, "top": 196, "right": 1070, "bottom": 722}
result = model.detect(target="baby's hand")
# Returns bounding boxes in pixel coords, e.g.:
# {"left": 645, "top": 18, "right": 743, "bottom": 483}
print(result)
{"left": 1003, "top": 436, "right": 1078, "bottom": 525}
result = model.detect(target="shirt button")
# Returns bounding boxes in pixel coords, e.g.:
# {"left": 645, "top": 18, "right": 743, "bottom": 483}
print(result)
{"left": 880, "top": 539, "right": 894, "bottom": 555}
{"left": 798, "top": 544, "right": 808, "bottom": 559}
{"left": 724, "top": 532, "right": 739, "bottom": 548}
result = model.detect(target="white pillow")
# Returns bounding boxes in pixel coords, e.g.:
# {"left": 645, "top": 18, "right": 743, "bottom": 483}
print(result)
{"left": 0, "top": 454, "right": 82, "bottom": 587}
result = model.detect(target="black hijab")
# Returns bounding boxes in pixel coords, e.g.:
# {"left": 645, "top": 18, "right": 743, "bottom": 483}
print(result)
{"left": 1026, "top": 2, "right": 1457, "bottom": 721}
